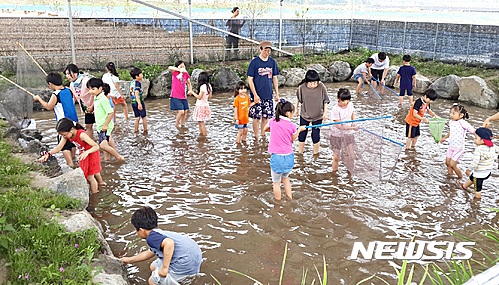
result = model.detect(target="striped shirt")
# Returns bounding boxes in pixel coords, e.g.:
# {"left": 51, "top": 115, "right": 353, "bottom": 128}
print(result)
{"left": 468, "top": 145, "right": 499, "bottom": 178}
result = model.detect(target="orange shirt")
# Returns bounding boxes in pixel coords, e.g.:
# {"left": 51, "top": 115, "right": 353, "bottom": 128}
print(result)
{"left": 405, "top": 98, "right": 428, "bottom": 126}
{"left": 233, "top": 95, "right": 251, "bottom": 124}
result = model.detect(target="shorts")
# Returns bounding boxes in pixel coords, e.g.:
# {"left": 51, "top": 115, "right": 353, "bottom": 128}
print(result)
{"left": 57, "top": 135, "right": 75, "bottom": 152}
{"left": 249, "top": 99, "right": 274, "bottom": 119}
{"left": 405, "top": 123, "right": 420, "bottom": 138}
{"left": 446, "top": 146, "right": 464, "bottom": 162}
{"left": 170, "top": 98, "right": 189, "bottom": 111}
{"left": 469, "top": 172, "right": 491, "bottom": 192}
{"left": 353, "top": 74, "right": 363, "bottom": 80}
{"left": 132, "top": 102, "right": 147, "bottom": 118}
{"left": 329, "top": 134, "right": 355, "bottom": 151}
{"left": 112, "top": 96, "right": 126, "bottom": 105}
{"left": 371, "top": 69, "right": 383, "bottom": 81}
{"left": 399, "top": 88, "right": 413, "bottom": 96}
{"left": 85, "top": 113, "right": 96, "bottom": 125}
{"left": 298, "top": 117, "right": 322, "bottom": 143}
{"left": 270, "top": 153, "right": 294, "bottom": 175}
{"left": 150, "top": 259, "right": 189, "bottom": 285}
{"left": 235, "top": 124, "right": 248, "bottom": 129}
{"left": 97, "top": 131, "right": 110, "bottom": 143}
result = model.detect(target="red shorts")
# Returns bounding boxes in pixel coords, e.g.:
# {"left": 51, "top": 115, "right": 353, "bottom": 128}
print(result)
{"left": 112, "top": 96, "right": 126, "bottom": 105}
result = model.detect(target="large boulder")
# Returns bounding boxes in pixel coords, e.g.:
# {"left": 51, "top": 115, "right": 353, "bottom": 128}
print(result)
{"left": 283, "top": 68, "right": 306, "bottom": 87}
{"left": 31, "top": 168, "right": 89, "bottom": 210}
{"left": 212, "top": 67, "right": 240, "bottom": 91}
{"left": 117, "top": 79, "right": 151, "bottom": 99}
{"left": 394, "top": 74, "right": 431, "bottom": 93}
{"left": 32, "top": 89, "right": 53, "bottom": 111}
{"left": 306, "top": 64, "right": 330, "bottom": 82}
{"left": 276, "top": 74, "right": 286, "bottom": 87}
{"left": 384, "top": 66, "right": 400, "bottom": 87}
{"left": 458, "top": 76, "right": 498, "bottom": 109}
{"left": 149, "top": 71, "right": 173, "bottom": 98}
{"left": 328, "top": 61, "right": 352, "bottom": 82}
{"left": 0, "top": 87, "right": 33, "bottom": 128}
{"left": 429, "top": 75, "right": 461, "bottom": 99}
{"left": 190, "top": 68, "right": 204, "bottom": 91}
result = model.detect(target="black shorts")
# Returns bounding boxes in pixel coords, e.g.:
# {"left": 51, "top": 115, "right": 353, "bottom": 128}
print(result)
{"left": 470, "top": 173, "right": 491, "bottom": 192}
{"left": 406, "top": 123, "right": 420, "bottom": 138}
{"left": 85, "top": 113, "right": 96, "bottom": 125}
{"left": 371, "top": 69, "right": 384, "bottom": 81}
{"left": 57, "top": 135, "right": 75, "bottom": 151}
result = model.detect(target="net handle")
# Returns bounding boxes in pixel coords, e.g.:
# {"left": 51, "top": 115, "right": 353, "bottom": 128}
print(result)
{"left": 0, "top": 74, "right": 36, "bottom": 99}
{"left": 17, "top": 42, "right": 47, "bottom": 76}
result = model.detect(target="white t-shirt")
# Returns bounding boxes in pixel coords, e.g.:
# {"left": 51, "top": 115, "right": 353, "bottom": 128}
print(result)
{"left": 371, "top": 53, "right": 390, "bottom": 70}
{"left": 353, "top": 63, "right": 369, "bottom": 76}
{"left": 448, "top": 119, "right": 475, "bottom": 148}
{"left": 330, "top": 102, "right": 355, "bottom": 136}
{"left": 102, "top": 73, "right": 121, "bottom": 98}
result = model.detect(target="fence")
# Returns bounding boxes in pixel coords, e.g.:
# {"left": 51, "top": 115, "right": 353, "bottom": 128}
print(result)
{"left": 0, "top": 16, "right": 497, "bottom": 71}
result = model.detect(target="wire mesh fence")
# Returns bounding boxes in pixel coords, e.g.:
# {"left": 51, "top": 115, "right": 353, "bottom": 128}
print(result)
{"left": 0, "top": 16, "right": 497, "bottom": 72}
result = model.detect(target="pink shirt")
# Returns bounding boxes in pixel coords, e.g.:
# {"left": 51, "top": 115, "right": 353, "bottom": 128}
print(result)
{"left": 268, "top": 117, "right": 297, "bottom": 154}
{"left": 70, "top": 75, "right": 93, "bottom": 108}
{"left": 170, "top": 71, "right": 190, "bottom": 99}
{"left": 330, "top": 102, "right": 355, "bottom": 135}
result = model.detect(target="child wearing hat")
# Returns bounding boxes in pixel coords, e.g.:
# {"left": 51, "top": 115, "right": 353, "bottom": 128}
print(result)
{"left": 460, "top": 127, "right": 498, "bottom": 199}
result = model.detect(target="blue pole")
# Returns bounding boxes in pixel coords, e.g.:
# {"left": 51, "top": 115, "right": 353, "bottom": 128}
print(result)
{"left": 359, "top": 127, "right": 404, "bottom": 147}
{"left": 369, "top": 83, "right": 382, "bottom": 100}
{"left": 305, "top": 115, "right": 391, "bottom": 129}
{"left": 372, "top": 77, "right": 399, "bottom": 97}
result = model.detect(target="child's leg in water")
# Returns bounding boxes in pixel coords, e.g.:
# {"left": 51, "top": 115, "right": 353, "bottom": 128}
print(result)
{"left": 449, "top": 159, "right": 463, "bottom": 179}
{"left": 95, "top": 172, "right": 106, "bottom": 186}
{"left": 282, "top": 177, "right": 292, "bottom": 199}
{"left": 87, "top": 175, "right": 99, "bottom": 193}
{"left": 272, "top": 182, "right": 282, "bottom": 200}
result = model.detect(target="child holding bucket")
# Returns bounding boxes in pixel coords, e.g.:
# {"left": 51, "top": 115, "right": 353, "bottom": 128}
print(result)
{"left": 404, "top": 89, "right": 438, "bottom": 150}
{"left": 264, "top": 99, "right": 306, "bottom": 201}
{"left": 439, "top": 104, "right": 475, "bottom": 180}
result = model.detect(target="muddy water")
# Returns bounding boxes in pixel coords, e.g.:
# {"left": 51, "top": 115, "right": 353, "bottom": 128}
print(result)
{"left": 33, "top": 82, "right": 499, "bottom": 284}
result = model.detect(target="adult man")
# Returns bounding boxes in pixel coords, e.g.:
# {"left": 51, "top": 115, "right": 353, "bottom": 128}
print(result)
{"left": 370, "top": 52, "right": 390, "bottom": 88}
{"left": 247, "top": 40, "right": 280, "bottom": 139}
{"left": 225, "top": 6, "right": 245, "bottom": 60}
{"left": 64, "top": 64, "right": 95, "bottom": 140}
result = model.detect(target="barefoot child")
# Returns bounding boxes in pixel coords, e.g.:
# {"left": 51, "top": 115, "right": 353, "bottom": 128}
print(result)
{"left": 129, "top": 67, "right": 148, "bottom": 133}
{"left": 353, "top": 58, "right": 374, "bottom": 95}
{"left": 168, "top": 60, "right": 193, "bottom": 129}
{"left": 87, "top": 78, "right": 124, "bottom": 162}
{"left": 102, "top": 62, "right": 129, "bottom": 121}
{"left": 233, "top": 81, "right": 254, "bottom": 143}
{"left": 188, "top": 71, "right": 212, "bottom": 136}
{"left": 264, "top": 99, "right": 306, "bottom": 201}
{"left": 40, "top": 118, "right": 103, "bottom": 193}
{"left": 460, "top": 127, "right": 499, "bottom": 199}
{"left": 121, "top": 206, "right": 202, "bottom": 285}
{"left": 439, "top": 104, "right": 474, "bottom": 180}
{"left": 394, "top": 54, "right": 417, "bottom": 106}
{"left": 405, "top": 89, "right": 438, "bottom": 150}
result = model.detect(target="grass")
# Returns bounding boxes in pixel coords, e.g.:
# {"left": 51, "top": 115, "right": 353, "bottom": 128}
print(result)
{"left": 0, "top": 123, "right": 103, "bottom": 284}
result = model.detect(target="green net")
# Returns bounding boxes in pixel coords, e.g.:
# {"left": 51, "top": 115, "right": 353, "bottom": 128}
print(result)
{"left": 428, "top": 118, "right": 447, "bottom": 143}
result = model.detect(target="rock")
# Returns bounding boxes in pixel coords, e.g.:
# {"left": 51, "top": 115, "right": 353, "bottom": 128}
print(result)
{"left": 32, "top": 168, "right": 89, "bottom": 209}
{"left": 18, "top": 138, "right": 28, "bottom": 149}
{"left": 190, "top": 68, "right": 204, "bottom": 91}
{"left": 149, "top": 70, "right": 172, "bottom": 98}
{"left": 93, "top": 272, "right": 129, "bottom": 285}
{"left": 20, "top": 129, "right": 43, "bottom": 141}
{"left": 429, "top": 75, "right": 461, "bottom": 99}
{"left": 91, "top": 254, "right": 129, "bottom": 285}
{"left": 118, "top": 79, "right": 151, "bottom": 99}
{"left": 212, "top": 67, "right": 240, "bottom": 91}
{"left": 33, "top": 89, "right": 53, "bottom": 111}
{"left": 328, "top": 61, "right": 352, "bottom": 82}
{"left": 414, "top": 74, "right": 432, "bottom": 93}
{"left": 458, "top": 76, "right": 499, "bottom": 109}
{"left": 141, "top": 79, "right": 150, "bottom": 99}
{"left": 384, "top": 66, "right": 400, "bottom": 87}
{"left": 26, "top": 139, "right": 43, "bottom": 154}
{"left": 4, "top": 126, "right": 20, "bottom": 140}
{"left": 0, "top": 87, "right": 33, "bottom": 128}
{"left": 283, "top": 68, "right": 306, "bottom": 87}
{"left": 276, "top": 74, "right": 286, "bottom": 87}
{"left": 306, "top": 63, "right": 330, "bottom": 82}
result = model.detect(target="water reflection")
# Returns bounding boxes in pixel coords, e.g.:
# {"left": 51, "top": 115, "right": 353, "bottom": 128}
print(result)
{"left": 33, "top": 82, "right": 499, "bottom": 284}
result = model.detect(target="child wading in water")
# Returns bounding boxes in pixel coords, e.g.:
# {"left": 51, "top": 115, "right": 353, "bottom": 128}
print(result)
{"left": 188, "top": 71, "right": 212, "bottom": 136}
{"left": 233, "top": 81, "right": 254, "bottom": 143}
{"left": 439, "top": 104, "right": 474, "bottom": 180}
{"left": 264, "top": 99, "right": 306, "bottom": 201}
{"left": 169, "top": 60, "right": 193, "bottom": 129}
{"left": 459, "top": 127, "right": 499, "bottom": 199}
{"left": 40, "top": 118, "right": 104, "bottom": 193}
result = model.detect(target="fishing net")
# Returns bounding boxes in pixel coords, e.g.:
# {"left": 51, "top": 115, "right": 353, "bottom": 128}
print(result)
{"left": 428, "top": 118, "right": 447, "bottom": 143}
{"left": 0, "top": 46, "right": 43, "bottom": 129}
{"left": 323, "top": 116, "right": 403, "bottom": 183}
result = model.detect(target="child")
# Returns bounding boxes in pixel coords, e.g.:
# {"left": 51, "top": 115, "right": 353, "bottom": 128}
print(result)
{"left": 168, "top": 60, "right": 193, "bottom": 129}
{"left": 404, "top": 89, "right": 438, "bottom": 150}
{"left": 33, "top": 72, "right": 78, "bottom": 167}
{"left": 233, "top": 81, "right": 254, "bottom": 143}
{"left": 439, "top": 104, "right": 475, "bottom": 180}
{"left": 102, "top": 62, "right": 129, "bottom": 121}
{"left": 129, "top": 67, "right": 148, "bottom": 133}
{"left": 188, "top": 71, "right": 212, "bottom": 136}
{"left": 329, "top": 88, "right": 358, "bottom": 174}
{"left": 121, "top": 206, "right": 202, "bottom": 285}
{"left": 295, "top": 69, "right": 329, "bottom": 155}
{"left": 352, "top": 58, "right": 374, "bottom": 95}
{"left": 264, "top": 99, "right": 306, "bottom": 201}
{"left": 87, "top": 78, "right": 124, "bottom": 162}
{"left": 39, "top": 118, "right": 103, "bottom": 193}
{"left": 394, "top": 54, "right": 417, "bottom": 106}
{"left": 459, "top": 127, "right": 498, "bottom": 199}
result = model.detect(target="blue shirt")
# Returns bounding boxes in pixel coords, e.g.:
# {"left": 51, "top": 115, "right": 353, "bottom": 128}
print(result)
{"left": 146, "top": 229, "right": 202, "bottom": 275}
{"left": 129, "top": 80, "right": 143, "bottom": 104}
{"left": 397, "top": 65, "right": 417, "bottom": 89}
{"left": 246, "top": 56, "right": 279, "bottom": 100}
{"left": 53, "top": 88, "right": 78, "bottom": 122}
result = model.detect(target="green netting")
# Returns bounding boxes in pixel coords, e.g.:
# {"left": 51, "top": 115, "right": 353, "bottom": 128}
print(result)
{"left": 428, "top": 118, "right": 447, "bottom": 143}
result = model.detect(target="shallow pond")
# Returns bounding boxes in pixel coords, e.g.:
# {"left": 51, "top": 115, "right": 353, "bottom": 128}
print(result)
{"left": 33, "top": 82, "right": 499, "bottom": 284}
